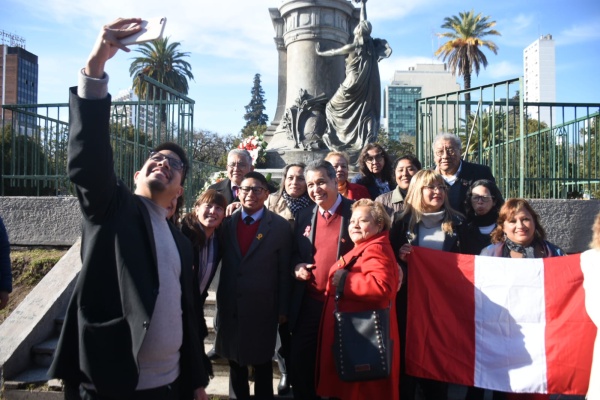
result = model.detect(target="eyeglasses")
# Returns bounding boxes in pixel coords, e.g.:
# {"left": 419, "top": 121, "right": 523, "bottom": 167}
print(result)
{"left": 365, "top": 154, "right": 384, "bottom": 163}
{"left": 471, "top": 195, "right": 493, "bottom": 203}
{"left": 422, "top": 185, "right": 447, "bottom": 193}
{"left": 434, "top": 147, "right": 457, "bottom": 157}
{"left": 239, "top": 186, "right": 267, "bottom": 195}
{"left": 148, "top": 152, "right": 185, "bottom": 171}
{"left": 227, "top": 162, "right": 249, "bottom": 169}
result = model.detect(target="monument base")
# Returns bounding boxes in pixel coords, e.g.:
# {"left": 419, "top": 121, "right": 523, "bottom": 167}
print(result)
{"left": 265, "top": 148, "right": 330, "bottom": 169}
{"left": 265, "top": 131, "right": 360, "bottom": 169}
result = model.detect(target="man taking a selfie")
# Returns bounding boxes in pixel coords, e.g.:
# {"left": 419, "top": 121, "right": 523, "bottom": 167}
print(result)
{"left": 48, "top": 18, "right": 210, "bottom": 400}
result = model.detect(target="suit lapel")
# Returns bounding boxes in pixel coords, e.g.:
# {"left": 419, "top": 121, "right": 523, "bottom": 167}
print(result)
{"left": 135, "top": 196, "right": 159, "bottom": 286}
{"left": 228, "top": 211, "right": 243, "bottom": 259}
{"left": 309, "top": 206, "right": 318, "bottom": 244}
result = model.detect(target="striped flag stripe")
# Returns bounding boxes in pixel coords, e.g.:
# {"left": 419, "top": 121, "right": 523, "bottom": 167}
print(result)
{"left": 406, "top": 247, "right": 595, "bottom": 395}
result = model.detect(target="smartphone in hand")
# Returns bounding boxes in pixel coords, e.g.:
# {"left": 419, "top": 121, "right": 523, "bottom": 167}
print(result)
{"left": 120, "top": 17, "right": 167, "bottom": 46}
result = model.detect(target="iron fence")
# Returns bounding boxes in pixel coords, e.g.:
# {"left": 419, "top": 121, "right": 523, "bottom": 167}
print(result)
{"left": 416, "top": 77, "right": 600, "bottom": 199}
{"left": 1, "top": 75, "right": 220, "bottom": 207}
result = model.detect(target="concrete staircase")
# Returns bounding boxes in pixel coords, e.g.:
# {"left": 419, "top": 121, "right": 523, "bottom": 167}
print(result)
{"left": 1, "top": 291, "right": 290, "bottom": 399}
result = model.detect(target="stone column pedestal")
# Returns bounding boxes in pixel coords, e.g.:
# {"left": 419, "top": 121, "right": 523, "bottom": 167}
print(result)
{"left": 265, "top": 0, "right": 359, "bottom": 166}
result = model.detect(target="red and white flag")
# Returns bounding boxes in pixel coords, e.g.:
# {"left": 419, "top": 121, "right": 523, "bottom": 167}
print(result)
{"left": 405, "top": 247, "right": 596, "bottom": 395}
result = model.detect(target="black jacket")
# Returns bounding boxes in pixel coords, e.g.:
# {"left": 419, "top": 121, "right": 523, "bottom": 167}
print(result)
{"left": 49, "top": 88, "right": 208, "bottom": 399}
{"left": 444, "top": 160, "right": 497, "bottom": 215}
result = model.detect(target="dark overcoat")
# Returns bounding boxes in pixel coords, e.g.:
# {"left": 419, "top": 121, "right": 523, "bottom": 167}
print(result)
{"left": 215, "top": 208, "right": 292, "bottom": 365}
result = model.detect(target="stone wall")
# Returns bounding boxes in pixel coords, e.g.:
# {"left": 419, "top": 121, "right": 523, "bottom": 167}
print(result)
{"left": 0, "top": 197, "right": 81, "bottom": 246}
{"left": 0, "top": 197, "right": 598, "bottom": 253}
{"left": 527, "top": 199, "right": 599, "bottom": 254}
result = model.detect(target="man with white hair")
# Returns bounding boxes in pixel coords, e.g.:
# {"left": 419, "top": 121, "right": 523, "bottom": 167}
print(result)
{"left": 432, "top": 133, "right": 499, "bottom": 215}
{"left": 209, "top": 149, "right": 254, "bottom": 204}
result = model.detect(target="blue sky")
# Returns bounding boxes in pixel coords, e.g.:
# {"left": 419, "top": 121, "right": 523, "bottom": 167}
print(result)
{"left": 2, "top": 0, "right": 599, "bottom": 136}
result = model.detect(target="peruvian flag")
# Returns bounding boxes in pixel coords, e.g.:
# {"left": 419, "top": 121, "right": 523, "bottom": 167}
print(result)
{"left": 405, "top": 247, "right": 596, "bottom": 395}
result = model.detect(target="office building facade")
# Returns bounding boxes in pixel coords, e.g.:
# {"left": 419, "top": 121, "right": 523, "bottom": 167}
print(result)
{"left": 523, "top": 34, "right": 556, "bottom": 124}
{"left": 1, "top": 36, "right": 38, "bottom": 126}
{"left": 383, "top": 63, "right": 459, "bottom": 140}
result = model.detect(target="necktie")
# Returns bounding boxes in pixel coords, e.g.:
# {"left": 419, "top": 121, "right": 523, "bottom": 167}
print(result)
{"left": 244, "top": 216, "right": 254, "bottom": 225}
{"left": 232, "top": 186, "right": 239, "bottom": 199}
{"left": 323, "top": 211, "right": 331, "bottom": 221}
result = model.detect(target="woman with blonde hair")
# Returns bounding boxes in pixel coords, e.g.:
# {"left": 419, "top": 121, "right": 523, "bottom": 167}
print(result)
{"left": 389, "top": 169, "right": 465, "bottom": 400}
{"left": 582, "top": 210, "right": 600, "bottom": 400}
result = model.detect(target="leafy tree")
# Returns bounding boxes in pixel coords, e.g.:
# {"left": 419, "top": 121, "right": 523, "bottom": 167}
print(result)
{"left": 579, "top": 115, "right": 599, "bottom": 197}
{"left": 377, "top": 128, "right": 415, "bottom": 162}
{"left": 190, "top": 129, "right": 240, "bottom": 169}
{"left": 242, "top": 73, "right": 269, "bottom": 137}
{"left": 129, "top": 37, "right": 194, "bottom": 122}
{"left": 1, "top": 123, "right": 57, "bottom": 195}
{"left": 435, "top": 10, "right": 500, "bottom": 115}
{"left": 129, "top": 37, "right": 194, "bottom": 97}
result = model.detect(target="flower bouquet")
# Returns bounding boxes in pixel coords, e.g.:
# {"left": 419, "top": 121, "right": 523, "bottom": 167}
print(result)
{"left": 238, "top": 133, "right": 267, "bottom": 167}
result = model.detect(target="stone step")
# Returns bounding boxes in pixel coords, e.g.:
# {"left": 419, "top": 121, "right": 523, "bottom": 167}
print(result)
{"left": 204, "top": 291, "right": 216, "bottom": 318}
{"left": 3, "top": 367, "right": 58, "bottom": 391}
{"left": 31, "top": 337, "right": 59, "bottom": 368}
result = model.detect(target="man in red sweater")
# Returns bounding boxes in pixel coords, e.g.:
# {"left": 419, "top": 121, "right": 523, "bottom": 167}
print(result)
{"left": 288, "top": 160, "right": 355, "bottom": 399}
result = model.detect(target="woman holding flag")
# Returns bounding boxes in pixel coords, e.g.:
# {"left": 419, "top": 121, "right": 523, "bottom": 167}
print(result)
{"left": 390, "top": 169, "right": 466, "bottom": 400}
{"left": 479, "top": 198, "right": 564, "bottom": 400}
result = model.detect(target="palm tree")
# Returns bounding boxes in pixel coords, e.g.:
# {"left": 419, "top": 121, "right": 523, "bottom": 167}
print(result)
{"left": 435, "top": 10, "right": 500, "bottom": 116}
{"left": 129, "top": 37, "right": 194, "bottom": 122}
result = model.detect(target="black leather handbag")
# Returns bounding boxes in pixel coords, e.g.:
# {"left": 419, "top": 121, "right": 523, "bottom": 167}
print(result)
{"left": 332, "top": 255, "right": 393, "bottom": 382}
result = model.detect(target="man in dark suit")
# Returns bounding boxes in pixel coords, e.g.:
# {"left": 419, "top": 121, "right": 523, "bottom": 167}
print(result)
{"left": 216, "top": 171, "right": 292, "bottom": 399}
{"left": 209, "top": 149, "right": 254, "bottom": 204}
{"left": 289, "top": 160, "right": 354, "bottom": 400}
{"left": 433, "top": 133, "right": 499, "bottom": 215}
{"left": 48, "top": 18, "right": 209, "bottom": 400}
{"left": 206, "top": 148, "right": 255, "bottom": 361}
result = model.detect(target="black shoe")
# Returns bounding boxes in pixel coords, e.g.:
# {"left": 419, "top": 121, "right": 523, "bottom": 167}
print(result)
{"left": 206, "top": 347, "right": 220, "bottom": 361}
{"left": 277, "top": 374, "right": 290, "bottom": 396}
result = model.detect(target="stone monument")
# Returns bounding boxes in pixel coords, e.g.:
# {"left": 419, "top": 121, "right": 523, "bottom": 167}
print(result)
{"left": 265, "top": 0, "right": 391, "bottom": 168}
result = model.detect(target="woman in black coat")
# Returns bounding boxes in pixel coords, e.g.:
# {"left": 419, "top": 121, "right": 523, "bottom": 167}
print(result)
{"left": 461, "top": 179, "right": 504, "bottom": 256}
{"left": 181, "top": 189, "right": 227, "bottom": 367}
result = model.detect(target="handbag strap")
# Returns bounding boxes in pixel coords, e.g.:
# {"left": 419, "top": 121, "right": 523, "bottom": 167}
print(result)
{"left": 334, "top": 251, "right": 391, "bottom": 311}
{"left": 335, "top": 255, "right": 360, "bottom": 302}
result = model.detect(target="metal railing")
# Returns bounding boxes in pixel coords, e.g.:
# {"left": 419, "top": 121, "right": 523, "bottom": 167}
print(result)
{"left": 416, "top": 77, "right": 600, "bottom": 199}
{"left": 1, "top": 75, "right": 220, "bottom": 206}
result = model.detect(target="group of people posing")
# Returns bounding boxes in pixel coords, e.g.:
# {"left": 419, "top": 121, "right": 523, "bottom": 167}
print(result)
{"left": 48, "top": 18, "right": 597, "bottom": 400}
{"left": 193, "top": 131, "right": 568, "bottom": 400}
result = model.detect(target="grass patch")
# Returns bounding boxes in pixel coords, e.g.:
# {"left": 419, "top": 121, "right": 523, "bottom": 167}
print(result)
{"left": 0, "top": 247, "right": 67, "bottom": 323}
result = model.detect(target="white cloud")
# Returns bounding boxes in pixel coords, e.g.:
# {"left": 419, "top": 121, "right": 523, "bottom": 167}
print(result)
{"left": 485, "top": 60, "right": 522, "bottom": 79}
{"left": 557, "top": 18, "right": 600, "bottom": 46}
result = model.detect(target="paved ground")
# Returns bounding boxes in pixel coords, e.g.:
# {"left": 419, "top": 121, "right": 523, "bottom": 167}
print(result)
{"left": 205, "top": 375, "right": 293, "bottom": 399}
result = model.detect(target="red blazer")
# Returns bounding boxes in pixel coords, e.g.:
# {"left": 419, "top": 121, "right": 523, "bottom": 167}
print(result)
{"left": 344, "top": 182, "right": 370, "bottom": 200}
{"left": 316, "top": 231, "right": 400, "bottom": 400}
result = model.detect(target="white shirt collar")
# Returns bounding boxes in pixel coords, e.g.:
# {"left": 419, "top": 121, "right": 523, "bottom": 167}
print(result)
{"left": 320, "top": 194, "right": 343, "bottom": 216}
{"left": 441, "top": 160, "right": 462, "bottom": 186}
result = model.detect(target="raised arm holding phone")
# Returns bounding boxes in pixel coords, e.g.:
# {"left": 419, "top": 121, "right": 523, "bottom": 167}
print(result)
{"left": 48, "top": 18, "right": 209, "bottom": 400}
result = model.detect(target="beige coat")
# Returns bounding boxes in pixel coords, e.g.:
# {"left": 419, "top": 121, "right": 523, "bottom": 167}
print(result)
{"left": 374, "top": 187, "right": 406, "bottom": 217}
{"left": 266, "top": 194, "right": 294, "bottom": 226}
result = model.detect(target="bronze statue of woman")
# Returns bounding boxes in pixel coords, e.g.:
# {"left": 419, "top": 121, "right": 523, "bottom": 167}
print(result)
{"left": 316, "top": 0, "right": 392, "bottom": 151}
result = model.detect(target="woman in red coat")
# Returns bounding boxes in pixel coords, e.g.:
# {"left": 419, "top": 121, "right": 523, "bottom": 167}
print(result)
{"left": 316, "top": 199, "right": 401, "bottom": 400}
